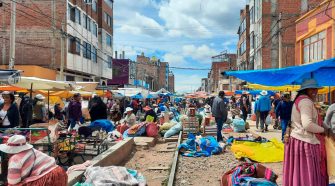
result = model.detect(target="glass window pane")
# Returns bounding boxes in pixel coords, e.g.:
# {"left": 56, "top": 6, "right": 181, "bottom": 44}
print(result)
{"left": 309, "top": 45, "right": 313, "bottom": 61}
{"left": 313, "top": 43, "right": 318, "bottom": 61}
{"left": 304, "top": 46, "right": 309, "bottom": 63}
{"left": 317, "top": 41, "right": 321, "bottom": 60}
{"left": 319, "top": 30, "right": 326, "bottom": 39}
{"left": 323, "top": 39, "right": 326, "bottom": 59}
{"left": 304, "top": 38, "right": 310, "bottom": 45}
{"left": 311, "top": 35, "right": 317, "bottom": 42}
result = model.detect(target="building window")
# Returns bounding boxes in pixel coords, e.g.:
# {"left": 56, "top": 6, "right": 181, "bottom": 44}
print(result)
{"left": 106, "top": 33, "right": 112, "bottom": 47}
{"left": 83, "top": 14, "right": 91, "bottom": 31}
{"left": 239, "top": 40, "right": 246, "bottom": 55}
{"left": 92, "top": 22, "right": 97, "bottom": 37}
{"left": 107, "top": 56, "right": 112, "bottom": 68}
{"left": 250, "top": 7, "right": 254, "bottom": 24}
{"left": 75, "top": 8, "right": 81, "bottom": 24}
{"left": 83, "top": 41, "right": 92, "bottom": 59}
{"left": 68, "top": 36, "right": 81, "bottom": 55}
{"left": 66, "top": 76, "right": 75, "bottom": 81}
{"left": 92, "top": 47, "right": 97, "bottom": 63}
{"left": 104, "top": 12, "right": 112, "bottom": 28}
{"left": 250, "top": 32, "right": 254, "bottom": 49}
{"left": 92, "top": 0, "right": 97, "bottom": 12}
{"left": 239, "top": 19, "right": 246, "bottom": 36}
{"left": 68, "top": 4, "right": 81, "bottom": 24}
{"left": 303, "top": 31, "right": 326, "bottom": 63}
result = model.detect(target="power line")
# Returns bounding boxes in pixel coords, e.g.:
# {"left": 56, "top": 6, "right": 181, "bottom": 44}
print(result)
{"left": 0, "top": 35, "right": 55, "bottom": 49}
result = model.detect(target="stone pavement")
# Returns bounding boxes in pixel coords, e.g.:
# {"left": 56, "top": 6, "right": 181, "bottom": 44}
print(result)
{"left": 247, "top": 119, "right": 282, "bottom": 141}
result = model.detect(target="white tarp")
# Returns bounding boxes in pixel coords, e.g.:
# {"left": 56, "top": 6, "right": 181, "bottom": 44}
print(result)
{"left": 14, "top": 77, "right": 72, "bottom": 90}
{"left": 112, "top": 88, "right": 149, "bottom": 98}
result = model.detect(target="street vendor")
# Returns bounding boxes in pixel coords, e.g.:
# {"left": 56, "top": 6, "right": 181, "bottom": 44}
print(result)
{"left": 117, "top": 107, "right": 137, "bottom": 134}
{"left": 143, "top": 106, "right": 157, "bottom": 122}
{"left": 124, "top": 107, "right": 136, "bottom": 126}
{"left": 0, "top": 135, "right": 67, "bottom": 186}
{"left": 32, "top": 94, "right": 47, "bottom": 124}
{"left": 0, "top": 91, "right": 19, "bottom": 128}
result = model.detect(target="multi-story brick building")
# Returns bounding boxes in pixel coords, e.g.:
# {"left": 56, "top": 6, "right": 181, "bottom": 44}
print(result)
{"left": 237, "top": 5, "right": 250, "bottom": 70}
{"left": 158, "top": 62, "right": 169, "bottom": 91}
{"left": 135, "top": 53, "right": 173, "bottom": 92}
{"left": 249, "top": 0, "right": 322, "bottom": 70}
{"left": 295, "top": 0, "right": 335, "bottom": 103}
{"left": 209, "top": 53, "right": 236, "bottom": 93}
{"left": 200, "top": 78, "right": 209, "bottom": 93}
{"left": 168, "top": 71, "right": 175, "bottom": 93}
{"left": 0, "top": 0, "right": 113, "bottom": 84}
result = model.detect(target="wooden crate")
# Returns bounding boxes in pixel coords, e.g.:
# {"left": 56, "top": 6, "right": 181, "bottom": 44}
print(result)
{"left": 182, "top": 117, "right": 199, "bottom": 134}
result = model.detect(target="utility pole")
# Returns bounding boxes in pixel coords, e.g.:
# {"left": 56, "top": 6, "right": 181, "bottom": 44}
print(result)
{"left": 278, "top": 12, "right": 282, "bottom": 68}
{"left": 2, "top": 1, "right": 6, "bottom": 65}
{"left": 60, "top": 23, "right": 65, "bottom": 81}
{"left": 9, "top": 0, "right": 16, "bottom": 70}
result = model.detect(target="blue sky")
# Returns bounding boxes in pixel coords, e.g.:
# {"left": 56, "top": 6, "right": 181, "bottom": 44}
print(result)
{"left": 113, "top": 0, "right": 246, "bottom": 93}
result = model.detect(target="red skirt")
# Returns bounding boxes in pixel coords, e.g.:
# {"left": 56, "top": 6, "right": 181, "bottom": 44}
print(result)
{"left": 22, "top": 166, "right": 67, "bottom": 186}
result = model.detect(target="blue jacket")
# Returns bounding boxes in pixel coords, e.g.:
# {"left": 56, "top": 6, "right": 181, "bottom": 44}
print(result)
{"left": 254, "top": 100, "right": 259, "bottom": 112}
{"left": 257, "top": 95, "right": 271, "bottom": 112}
{"left": 275, "top": 100, "right": 293, "bottom": 121}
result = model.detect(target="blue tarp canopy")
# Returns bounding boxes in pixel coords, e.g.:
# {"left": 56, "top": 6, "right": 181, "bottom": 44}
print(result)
{"left": 131, "top": 93, "right": 143, "bottom": 99}
{"left": 223, "top": 58, "right": 335, "bottom": 86}
{"left": 235, "top": 90, "right": 276, "bottom": 96}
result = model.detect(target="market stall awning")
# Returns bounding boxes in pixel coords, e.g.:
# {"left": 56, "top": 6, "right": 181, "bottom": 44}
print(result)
{"left": 223, "top": 58, "right": 335, "bottom": 86}
{"left": 0, "top": 69, "right": 21, "bottom": 84}
{"left": 14, "top": 77, "right": 72, "bottom": 90}
{"left": 245, "top": 83, "right": 335, "bottom": 94}
{"left": 0, "top": 85, "right": 25, "bottom": 91}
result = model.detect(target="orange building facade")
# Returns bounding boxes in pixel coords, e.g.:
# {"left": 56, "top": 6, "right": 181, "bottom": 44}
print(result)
{"left": 296, "top": 0, "right": 335, "bottom": 103}
{"left": 296, "top": 0, "right": 335, "bottom": 65}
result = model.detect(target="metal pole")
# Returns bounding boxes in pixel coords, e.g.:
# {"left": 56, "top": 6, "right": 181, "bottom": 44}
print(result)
{"left": 278, "top": 12, "right": 282, "bottom": 68}
{"left": 9, "top": 0, "right": 16, "bottom": 70}
{"left": 60, "top": 23, "right": 65, "bottom": 80}
{"left": 2, "top": 4, "right": 6, "bottom": 65}
{"left": 47, "top": 90, "right": 50, "bottom": 120}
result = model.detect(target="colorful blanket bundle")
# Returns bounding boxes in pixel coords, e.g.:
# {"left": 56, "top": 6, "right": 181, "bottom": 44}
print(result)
{"left": 221, "top": 163, "right": 278, "bottom": 186}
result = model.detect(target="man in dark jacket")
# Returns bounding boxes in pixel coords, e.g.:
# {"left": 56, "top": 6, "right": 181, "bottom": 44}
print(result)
{"left": 211, "top": 91, "right": 228, "bottom": 142}
{"left": 68, "top": 93, "right": 82, "bottom": 129}
{"left": 275, "top": 93, "right": 293, "bottom": 141}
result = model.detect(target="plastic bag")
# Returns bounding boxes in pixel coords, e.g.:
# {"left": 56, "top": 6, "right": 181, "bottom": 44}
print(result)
{"left": 232, "top": 118, "right": 245, "bottom": 132}
{"left": 146, "top": 123, "right": 159, "bottom": 137}
{"left": 325, "top": 136, "right": 335, "bottom": 176}
{"left": 265, "top": 115, "right": 271, "bottom": 125}
{"left": 231, "top": 138, "right": 284, "bottom": 163}
{"left": 164, "top": 122, "right": 182, "bottom": 138}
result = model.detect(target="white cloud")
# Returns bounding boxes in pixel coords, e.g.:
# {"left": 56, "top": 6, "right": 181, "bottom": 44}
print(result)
{"left": 158, "top": 0, "right": 245, "bottom": 38}
{"left": 174, "top": 74, "right": 202, "bottom": 93}
{"left": 182, "top": 44, "right": 217, "bottom": 64}
{"left": 162, "top": 53, "right": 187, "bottom": 66}
{"left": 117, "top": 13, "right": 164, "bottom": 37}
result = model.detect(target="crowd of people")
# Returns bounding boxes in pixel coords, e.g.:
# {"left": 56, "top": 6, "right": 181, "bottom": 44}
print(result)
{"left": 210, "top": 78, "right": 335, "bottom": 186}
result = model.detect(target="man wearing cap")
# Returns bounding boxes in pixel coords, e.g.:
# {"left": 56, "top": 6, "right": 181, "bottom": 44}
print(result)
{"left": 32, "top": 94, "right": 47, "bottom": 124}
{"left": 257, "top": 90, "right": 271, "bottom": 132}
{"left": 0, "top": 135, "right": 67, "bottom": 185}
{"left": 212, "top": 91, "right": 228, "bottom": 142}
{"left": 68, "top": 93, "right": 82, "bottom": 129}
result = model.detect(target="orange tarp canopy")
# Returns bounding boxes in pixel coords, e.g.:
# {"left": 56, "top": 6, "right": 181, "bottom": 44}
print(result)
{"left": 0, "top": 85, "right": 26, "bottom": 91}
